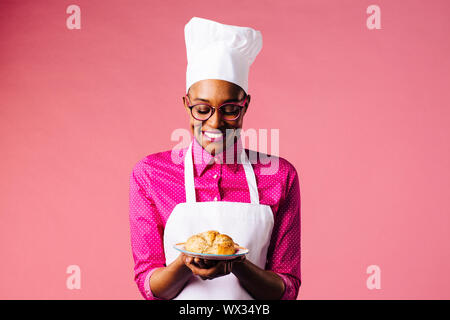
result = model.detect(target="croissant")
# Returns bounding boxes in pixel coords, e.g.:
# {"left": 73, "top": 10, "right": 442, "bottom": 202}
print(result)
{"left": 185, "top": 230, "right": 236, "bottom": 255}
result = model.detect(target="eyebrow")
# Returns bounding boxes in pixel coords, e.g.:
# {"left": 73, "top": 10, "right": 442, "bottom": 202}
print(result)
{"left": 193, "top": 97, "right": 241, "bottom": 103}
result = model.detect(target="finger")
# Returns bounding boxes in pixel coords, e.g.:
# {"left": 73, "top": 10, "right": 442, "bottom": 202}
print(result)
{"left": 184, "top": 256, "right": 194, "bottom": 265}
{"left": 225, "top": 261, "right": 231, "bottom": 274}
{"left": 184, "top": 258, "right": 198, "bottom": 273}
{"left": 231, "top": 255, "right": 245, "bottom": 263}
{"left": 185, "top": 257, "right": 209, "bottom": 275}
{"left": 197, "top": 258, "right": 218, "bottom": 269}
{"left": 193, "top": 261, "right": 226, "bottom": 278}
{"left": 202, "top": 259, "right": 218, "bottom": 268}
{"left": 209, "top": 261, "right": 227, "bottom": 278}
{"left": 187, "top": 262, "right": 214, "bottom": 277}
{"left": 194, "top": 257, "right": 205, "bottom": 268}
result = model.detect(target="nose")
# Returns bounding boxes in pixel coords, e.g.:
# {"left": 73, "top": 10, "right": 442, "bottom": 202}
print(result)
{"left": 206, "top": 108, "right": 224, "bottom": 129}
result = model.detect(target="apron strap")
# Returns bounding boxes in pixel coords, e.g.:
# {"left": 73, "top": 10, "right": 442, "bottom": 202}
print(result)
{"left": 184, "top": 141, "right": 197, "bottom": 203}
{"left": 184, "top": 140, "right": 260, "bottom": 204}
{"left": 240, "top": 149, "right": 260, "bottom": 204}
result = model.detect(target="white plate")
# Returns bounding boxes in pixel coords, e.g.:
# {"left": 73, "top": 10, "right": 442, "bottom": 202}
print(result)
{"left": 173, "top": 243, "right": 249, "bottom": 260}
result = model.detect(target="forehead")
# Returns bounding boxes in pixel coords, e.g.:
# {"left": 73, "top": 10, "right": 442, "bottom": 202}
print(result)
{"left": 189, "top": 79, "right": 244, "bottom": 99}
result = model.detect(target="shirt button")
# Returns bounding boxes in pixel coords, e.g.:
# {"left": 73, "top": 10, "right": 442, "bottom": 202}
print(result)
{"left": 213, "top": 174, "right": 218, "bottom": 179}
{"left": 213, "top": 197, "right": 218, "bottom": 201}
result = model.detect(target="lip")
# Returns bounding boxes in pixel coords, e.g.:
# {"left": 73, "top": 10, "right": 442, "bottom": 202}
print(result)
{"left": 202, "top": 130, "right": 224, "bottom": 142}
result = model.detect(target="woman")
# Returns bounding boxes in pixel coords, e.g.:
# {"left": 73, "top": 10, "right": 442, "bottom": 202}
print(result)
{"left": 129, "top": 17, "right": 301, "bottom": 300}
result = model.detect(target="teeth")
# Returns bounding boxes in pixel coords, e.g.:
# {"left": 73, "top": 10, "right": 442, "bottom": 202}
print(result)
{"left": 204, "top": 131, "right": 223, "bottom": 138}
{"left": 203, "top": 131, "right": 224, "bottom": 141}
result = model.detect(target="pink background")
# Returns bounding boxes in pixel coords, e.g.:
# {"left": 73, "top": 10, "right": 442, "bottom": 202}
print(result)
{"left": 1, "top": 0, "right": 449, "bottom": 299}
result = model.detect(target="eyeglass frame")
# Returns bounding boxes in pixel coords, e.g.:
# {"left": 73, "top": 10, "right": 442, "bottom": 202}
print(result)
{"left": 184, "top": 93, "right": 249, "bottom": 121}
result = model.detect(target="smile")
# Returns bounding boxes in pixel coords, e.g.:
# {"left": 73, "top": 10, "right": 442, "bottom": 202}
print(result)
{"left": 202, "top": 131, "right": 224, "bottom": 142}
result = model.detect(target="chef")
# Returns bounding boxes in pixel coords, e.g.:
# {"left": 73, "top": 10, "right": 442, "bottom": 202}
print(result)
{"left": 129, "top": 17, "right": 301, "bottom": 300}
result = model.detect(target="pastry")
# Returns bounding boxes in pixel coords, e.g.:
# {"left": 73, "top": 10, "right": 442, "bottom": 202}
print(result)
{"left": 185, "top": 230, "right": 236, "bottom": 255}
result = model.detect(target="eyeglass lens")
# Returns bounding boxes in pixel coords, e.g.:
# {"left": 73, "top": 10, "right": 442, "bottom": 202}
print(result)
{"left": 192, "top": 104, "right": 241, "bottom": 121}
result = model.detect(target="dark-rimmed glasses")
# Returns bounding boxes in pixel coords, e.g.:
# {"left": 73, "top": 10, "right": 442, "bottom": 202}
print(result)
{"left": 184, "top": 93, "right": 248, "bottom": 121}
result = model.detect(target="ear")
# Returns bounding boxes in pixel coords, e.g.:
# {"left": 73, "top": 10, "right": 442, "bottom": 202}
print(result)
{"left": 183, "top": 97, "right": 191, "bottom": 119}
{"left": 243, "top": 94, "right": 251, "bottom": 115}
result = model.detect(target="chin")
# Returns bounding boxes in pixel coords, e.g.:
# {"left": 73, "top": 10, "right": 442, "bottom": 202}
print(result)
{"left": 204, "top": 141, "right": 225, "bottom": 155}
{"left": 194, "top": 130, "right": 235, "bottom": 155}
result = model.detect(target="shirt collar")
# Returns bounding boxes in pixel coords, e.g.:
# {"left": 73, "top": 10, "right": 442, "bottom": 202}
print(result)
{"left": 192, "top": 137, "right": 243, "bottom": 177}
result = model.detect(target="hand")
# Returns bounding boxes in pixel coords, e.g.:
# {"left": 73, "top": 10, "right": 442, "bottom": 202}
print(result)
{"left": 183, "top": 254, "right": 246, "bottom": 280}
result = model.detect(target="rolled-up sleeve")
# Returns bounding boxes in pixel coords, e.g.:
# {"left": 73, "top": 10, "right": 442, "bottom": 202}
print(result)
{"left": 129, "top": 160, "right": 166, "bottom": 300}
{"left": 265, "top": 163, "right": 301, "bottom": 300}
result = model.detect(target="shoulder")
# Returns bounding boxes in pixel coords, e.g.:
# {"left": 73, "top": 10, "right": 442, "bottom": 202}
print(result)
{"left": 130, "top": 147, "right": 186, "bottom": 184}
{"left": 246, "top": 149, "right": 299, "bottom": 181}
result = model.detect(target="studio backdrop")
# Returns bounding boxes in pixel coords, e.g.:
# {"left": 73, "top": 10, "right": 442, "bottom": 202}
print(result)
{"left": 1, "top": 0, "right": 449, "bottom": 299}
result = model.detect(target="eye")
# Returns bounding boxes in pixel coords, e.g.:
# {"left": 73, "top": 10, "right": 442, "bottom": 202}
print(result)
{"left": 194, "top": 105, "right": 212, "bottom": 114}
{"left": 221, "top": 104, "right": 240, "bottom": 115}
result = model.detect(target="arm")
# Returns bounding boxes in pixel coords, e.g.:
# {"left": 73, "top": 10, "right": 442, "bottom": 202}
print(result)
{"left": 231, "top": 258, "right": 286, "bottom": 300}
{"left": 149, "top": 254, "right": 193, "bottom": 300}
{"left": 226, "top": 162, "right": 301, "bottom": 300}
{"left": 151, "top": 255, "right": 239, "bottom": 299}
{"left": 129, "top": 162, "right": 184, "bottom": 300}
{"left": 264, "top": 163, "right": 302, "bottom": 300}
{"left": 187, "top": 162, "right": 301, "bottom": 300}
{"left": 130, "top": 162, "right": 212, "bottom": 299}
{"left": 232, "top": 162, "right": 301, "bottom": 300}
{"left": 181, "top": 255, "right": 286, "bottom": 300}
{"left": 130, "top": 161, "right": 244, "bottom": 299}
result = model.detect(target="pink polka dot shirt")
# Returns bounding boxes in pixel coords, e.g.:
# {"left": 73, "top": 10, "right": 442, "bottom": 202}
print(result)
{"left": 129, "top": 137, "right": 301, "bottom": 300}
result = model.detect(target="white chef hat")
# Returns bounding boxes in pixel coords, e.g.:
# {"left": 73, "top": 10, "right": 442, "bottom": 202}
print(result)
{"left": 184, "top": 17, "right": 263, "bottom": 94}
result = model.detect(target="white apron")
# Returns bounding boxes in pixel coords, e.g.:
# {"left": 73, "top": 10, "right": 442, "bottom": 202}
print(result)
{"left": 163, "top": 140, "right": 275, "bottom": 300}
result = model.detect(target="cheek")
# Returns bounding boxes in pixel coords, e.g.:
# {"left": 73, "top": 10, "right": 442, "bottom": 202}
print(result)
{"left": 233, "top": 118, "right": 244, "bottom": 129}
{"left": 190, "top": 119, "right": 202, "bottom": 134}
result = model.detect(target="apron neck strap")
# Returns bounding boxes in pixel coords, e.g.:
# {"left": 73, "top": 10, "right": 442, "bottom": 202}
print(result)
{"left": 184, "top": 140, "right": 260, "bottom": 204}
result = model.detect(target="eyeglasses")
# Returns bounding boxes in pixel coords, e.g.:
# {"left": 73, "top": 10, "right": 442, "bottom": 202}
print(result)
{"left": 184, "top": 93, "right": 248, "bottom": 121}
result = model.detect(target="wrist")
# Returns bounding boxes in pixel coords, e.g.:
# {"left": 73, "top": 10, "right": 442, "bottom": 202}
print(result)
{"left": 231, "top": 256, "right": 248, "bottom": 274}
{"left": 175, "top": 254, "right": 192, "bottom": 275}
